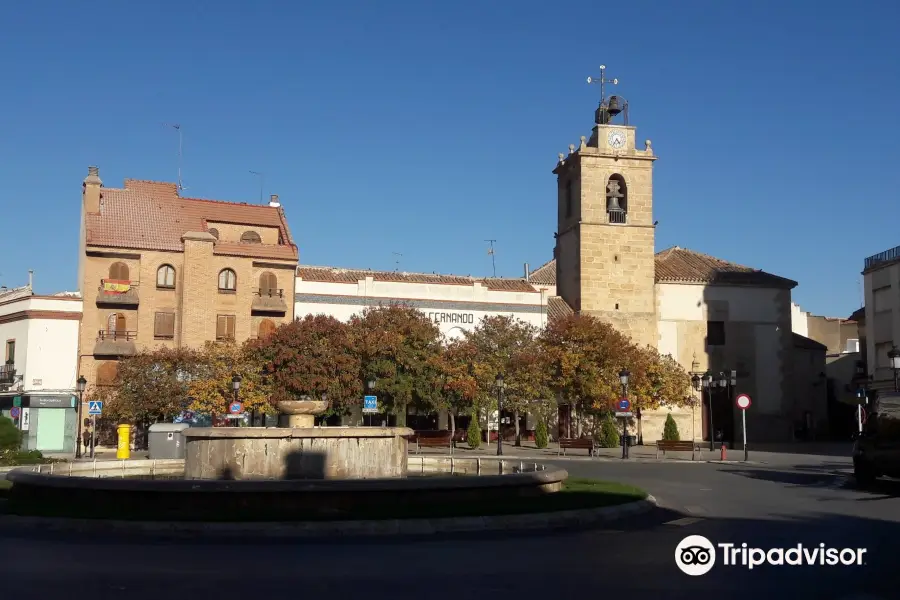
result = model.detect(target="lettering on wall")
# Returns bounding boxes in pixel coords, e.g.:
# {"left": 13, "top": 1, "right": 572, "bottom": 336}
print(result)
{"left": 427, "top": 312, "right": 475, "bottom": 325}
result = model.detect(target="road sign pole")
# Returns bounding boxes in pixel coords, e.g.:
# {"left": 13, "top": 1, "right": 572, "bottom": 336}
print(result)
{"left": 90, "top": 414, "right": 96, "bottom": 459}
{"left": 742, "top": 407, "right": 747, "bottom": 462}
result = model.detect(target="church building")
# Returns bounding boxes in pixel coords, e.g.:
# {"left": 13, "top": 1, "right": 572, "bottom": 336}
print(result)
{"left": 541, "top": 77, "right": 815, "bottom": 444}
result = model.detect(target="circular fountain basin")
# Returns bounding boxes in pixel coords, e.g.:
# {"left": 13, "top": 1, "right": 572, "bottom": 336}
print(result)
{"left": 183, "top": 426, "right": 413, "bottom": 480}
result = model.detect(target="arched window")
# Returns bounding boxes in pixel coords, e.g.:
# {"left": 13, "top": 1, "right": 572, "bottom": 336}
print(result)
{"left": 606, "top": 174, "right": 628, "bottom": 224}
{"left": 96, "top": 361, "right": 119, "bottom": 386}
{"left": 156, "top": 264, "right": 176, "bottom": 289}
{"left": 106, "top": 313, "right": 126, "bottom": 333}
{"left": 208, "top": 228, "right": 219, "bottom": 240}
{"left": 258, "top": 319, "right": 277, "bottom": 339}
{"left": 240, "top": 231, "right": 261, "bottom": 244}
{"left": 108, "top": 262, "right": 129, "bottom": 281}
{"left": 218, "top": 268, "right": 237, "bottom": 291}
{"left": 259, "top": 271, "right": 277, "bottom": 295}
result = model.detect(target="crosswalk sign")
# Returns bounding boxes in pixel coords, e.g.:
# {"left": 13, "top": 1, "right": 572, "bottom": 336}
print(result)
{"left": 88, "top": 401, "right": 103, "bottom": 415}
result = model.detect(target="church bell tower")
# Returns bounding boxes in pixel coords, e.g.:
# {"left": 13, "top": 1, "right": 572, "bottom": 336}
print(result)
{"left": 552, "top": 66, "right": 658, "bottom": 349}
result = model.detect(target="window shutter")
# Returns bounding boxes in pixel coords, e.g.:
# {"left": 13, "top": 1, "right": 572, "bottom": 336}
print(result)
{"left": 216, "top": 315, "right": 226, "bottom": 339}
{"left": 116, "top": 314, "right": 127, "bottom": 332}
{"left": 155, "top": 312, "right": 175, "bottom": 338}
{"left": 226, "top": 315, "right": 236, "bottom": 339}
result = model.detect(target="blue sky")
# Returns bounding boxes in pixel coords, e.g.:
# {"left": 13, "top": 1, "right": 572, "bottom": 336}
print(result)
{"left": 1, "top": 0, "right": 897, "bottom": 318}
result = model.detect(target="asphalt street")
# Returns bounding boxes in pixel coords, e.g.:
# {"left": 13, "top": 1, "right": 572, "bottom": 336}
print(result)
{"left": 1, "top": 451, "right": 898, "bottom": 600}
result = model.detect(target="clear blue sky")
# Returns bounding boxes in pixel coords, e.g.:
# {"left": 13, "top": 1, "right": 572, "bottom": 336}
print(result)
{"left": 1, "top": 0, "right": 897, "bottom": 318}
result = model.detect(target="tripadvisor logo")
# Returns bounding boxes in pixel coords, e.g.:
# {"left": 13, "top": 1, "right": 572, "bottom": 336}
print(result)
{"left": 675, "top": 535, "right": 867, "bottom": 575}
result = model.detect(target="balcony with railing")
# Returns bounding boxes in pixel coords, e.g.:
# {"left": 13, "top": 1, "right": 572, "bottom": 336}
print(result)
{"left": 864, "top": 244, "right": 900, "bottom": 271}
{"left": 93, "top": 330, "right": 138, "bottom": 357}
{"left": 252, "top": 288, "right": 287, "bottom": 313}
{"left": 0, "top": 363, "right": 16, "bottom": 385}
{"left": 97, "top": 279, "right": 140, "bottom": 306}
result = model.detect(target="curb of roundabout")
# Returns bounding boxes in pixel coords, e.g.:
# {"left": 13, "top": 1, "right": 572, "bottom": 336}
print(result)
{"left": 0, "top": 495, "right": 658, "bottom": 540}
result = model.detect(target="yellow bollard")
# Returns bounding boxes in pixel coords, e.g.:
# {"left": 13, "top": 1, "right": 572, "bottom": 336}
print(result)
{"left": 116, "top": 424, "right": 132, "bottom": 460}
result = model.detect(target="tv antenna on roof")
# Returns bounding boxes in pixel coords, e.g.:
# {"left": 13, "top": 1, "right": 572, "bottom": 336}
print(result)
{"left": 393, "top": 252, "right": 402, "bottom": 272}
{"left": 162, "top": 123, "right": 185, "bottom": 192}
{"left": 485, "top": 239, "right": 497, "bottom": 277}
{"left": 249, "top": 170, "right": 264, "bottom": 203}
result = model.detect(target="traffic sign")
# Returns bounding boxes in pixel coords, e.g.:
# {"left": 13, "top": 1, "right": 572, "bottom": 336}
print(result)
{"left": 616, "top": 398, "right": 631, "bottom": 412}
{"left": 363, "top": 395, "right": 378, "bottom": 414}
{"left": 88, "top": 400, "right": 103, "bottom": 415}
{"left": 9, "top": 406, "right": 20, "bottom": 420}
{"left": 735, "top": 394, "right": 752, "bottom": 410}
{"left": 228, "top": 401, "right": 243, "bottom": 415}
{"left": 615, "top": 411, "right": 634, "bottom": 418}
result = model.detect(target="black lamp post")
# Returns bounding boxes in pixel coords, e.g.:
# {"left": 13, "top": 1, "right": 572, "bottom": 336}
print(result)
{"left": 495, "top": 373, "right": 505, "bottom": 456}
{"left": 889, "top": 345, "right": 900, "bottom": 393}
{"left": 366, "top": 377, "right": 376, "bottom": 426}
{"left": 231, "top": 374, "right": 242, "bottom": 427}
{"left": 702, "top": 371, "right": 715, "bottom": 451}
{"left": 75, "top": 375, "right": 87, "bottom": 459}
{"left": 619, "top": 367, "right": 630, "bottom": 459}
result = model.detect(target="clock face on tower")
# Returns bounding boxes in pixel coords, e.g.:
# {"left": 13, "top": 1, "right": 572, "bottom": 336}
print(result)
{"left": 607, "top": 129, "right": 626, "bottom": 150}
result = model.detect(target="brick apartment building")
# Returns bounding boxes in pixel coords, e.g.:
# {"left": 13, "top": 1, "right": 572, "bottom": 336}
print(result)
{"left": 77, "top": 166, "right": 298, "bottom": 396}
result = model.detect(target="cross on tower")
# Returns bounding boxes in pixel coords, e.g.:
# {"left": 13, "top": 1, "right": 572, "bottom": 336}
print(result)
{"left": 586, "top": 65, "right": 618, "bottom": 105}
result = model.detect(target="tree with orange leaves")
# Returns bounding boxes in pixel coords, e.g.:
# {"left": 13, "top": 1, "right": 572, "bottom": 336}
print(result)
{"left": 427, "top": 337, "right": 479, "bottom": 439}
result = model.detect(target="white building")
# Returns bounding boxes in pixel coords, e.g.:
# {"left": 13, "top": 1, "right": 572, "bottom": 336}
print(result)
{"left": 295, "top": 265, "right": 553, "bottom": 339}
{"left": 0, "top": 281, "right": 83, "bottom": 454}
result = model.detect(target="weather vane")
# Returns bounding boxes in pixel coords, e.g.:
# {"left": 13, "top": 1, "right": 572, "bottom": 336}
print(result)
{"left": 586, "top": 65, "right": 618, "bottom": 105}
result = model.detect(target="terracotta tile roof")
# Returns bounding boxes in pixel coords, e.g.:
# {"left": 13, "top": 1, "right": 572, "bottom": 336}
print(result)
{"left": 85, "top": 178, "right": 298, "bottom": 261}
{"left": 522, "top": 248, "right": 796, "bottom": 289}
{"left": 547, "top": 296, "right": 574, "bottom": 321}
{"left": 528, "top": 259, "right": 557, "bottom": 285}
{"left": 295, "top": 266, "right": 539, "bottom": 293}
{"left": 654, "top": 246, "right": 797, "bottom": 288}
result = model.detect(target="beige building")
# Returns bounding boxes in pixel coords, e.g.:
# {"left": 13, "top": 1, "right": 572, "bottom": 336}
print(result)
{"left": 862, "top": 244, "right": 900, "bottom": 393}
{"left": 77, "top": 167, "right": 298, "bottom": 394}
{"left": 540, "top": 92, "right": 816, "bottom": 443}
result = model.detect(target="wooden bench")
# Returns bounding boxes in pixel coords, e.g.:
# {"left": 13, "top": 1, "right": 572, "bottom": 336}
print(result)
{"left": 656, "top": 440, "right": 700, "bottom": 460}
{"left": 558, "top": 437, "right": 596, "bottom": 456}
{"left": 411, "top": 431, "right": 453, "bottom": 454}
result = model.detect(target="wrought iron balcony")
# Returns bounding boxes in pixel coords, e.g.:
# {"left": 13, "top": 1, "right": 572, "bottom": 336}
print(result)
{"left": 0, "top": 363, "right": 15, "bottom": 385}
{"left": 252, "top": 288, "right": 287, "bottom": 313}
{"left": 94, "top": 330, "right": 137, "bottom": 356}
{"left": 97, "top": 279, "right": 140, "bottom": 306}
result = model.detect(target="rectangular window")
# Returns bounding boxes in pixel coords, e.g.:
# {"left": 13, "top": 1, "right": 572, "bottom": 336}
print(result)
{"left": 707, "top": 321, "right": 726, "bottom": 346}
{"left": 5, "top": 339, "right": 14, "bottom": 364}
{"left": 154, "top": 312, "right": 176, "bottom": 339}
{"left": 216, "top": 314, "right": 236, "bottom": 341}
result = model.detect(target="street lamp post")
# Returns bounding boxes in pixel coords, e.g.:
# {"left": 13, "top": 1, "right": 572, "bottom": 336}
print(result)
{"left": 888, "top": 345, "right": 900, "bottom": 392}
{"left": 702, "top": 371, "right": 715, "bottom": 451}
{"left": 75, "top": 375, "right": 87, "bottom": 459}
{"left": 619, "top": 367, "right": 630, "bottom": 460}
{"left": 366, "top": 377, "right": 376, "bottom": 426}
{"left": 231, "top": 374, "right": 242, "bottom": 428}
{"left": 495, "top": 373, "right": 505, "bottom": 456}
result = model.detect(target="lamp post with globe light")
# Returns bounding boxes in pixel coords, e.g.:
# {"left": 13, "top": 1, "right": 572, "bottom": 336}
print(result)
{"left": 619, "top": 368, "right": 630, "bottom": 459}
{"left": 889, "top": 345, "right": 900, "bottom": 392}
{"left": 75, "top": 375, "right": 87, "bottom": 458}
{"left": 495, "top": 373, "right": 505, "bottom": 456}
{"left": 231, "top": 374, "right": 242, "bottom": 427}
{"left": 701, "top": 372, "right": 715, "bottom": 451}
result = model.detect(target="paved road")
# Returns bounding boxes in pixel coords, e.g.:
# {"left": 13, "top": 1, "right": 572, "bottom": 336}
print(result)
{"left": 1, "top": 452, "right": 898, "bottom": 599}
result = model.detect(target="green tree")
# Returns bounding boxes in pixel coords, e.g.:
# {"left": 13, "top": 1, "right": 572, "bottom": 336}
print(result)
{"left": 596, "top": 414, "right": 620, "bottom": 448}
{"left": 465, "top": 315, "right": 549, "bottom": 446}
{"left": 662, "top": 413, "right": 680, "bottom": 441}
{"left": 534, "top": 418, "right": 549, "bottom": 449}
{"left": 187, "top": 340, "right": 273, "bottom": 423}
{"left": 348, "top": 304, "right": 442, "bottom": 427}
{"left": 427, "top": 337, "right": 479, "bottom": 440}
{"left": 248, "top": 314, "right": 362, "bottom": 419}
{"left": 0, "top": 416, "right": 22, "bottom": 454}
{"left": 466, "top": 415, "right": 482, "bottom": 449}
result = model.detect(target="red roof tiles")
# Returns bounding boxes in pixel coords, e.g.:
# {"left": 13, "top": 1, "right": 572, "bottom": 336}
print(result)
{"left": 295, "top": 266, "right": 539, "bottom": 293}
{"left": 528, "top": 259, "right": 557, "bottom": 285}
{"left": 547, "top": 296, "right": 574, "bottom": 321}
{"left": 84, "top": 179, "right": 298, "bottom": 261}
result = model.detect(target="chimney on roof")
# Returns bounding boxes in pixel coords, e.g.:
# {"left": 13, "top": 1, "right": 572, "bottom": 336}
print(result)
{"left": 524, "top": 263, "right": 530, "bottom": 282}
{"left": 28, "top": 270, "right": 33, "bottom": 290}
{"left": 269, "top": 194, "right": 280, "bottom": 208}
{"left": 83, "top": 165, "right": 102, "bottom": 214}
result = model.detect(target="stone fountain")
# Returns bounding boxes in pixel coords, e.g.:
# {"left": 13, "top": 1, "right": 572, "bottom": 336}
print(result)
{"left": 183, "top": 397, "right": 413, "bottom": 481}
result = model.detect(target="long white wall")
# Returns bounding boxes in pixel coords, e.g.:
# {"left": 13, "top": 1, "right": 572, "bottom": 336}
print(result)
{"left": 657, "top": 283, "right": 782, "bottom": 323}
{"left": 295, "top": 278, "right": 548, "bottom": 339}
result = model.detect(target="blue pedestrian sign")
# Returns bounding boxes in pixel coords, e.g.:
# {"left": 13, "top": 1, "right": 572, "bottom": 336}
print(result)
{"left": 228, "top": 401, "right": 243, "bottom": 415}
{"left": 616, "top": 398, "right": 631, "bottom": 412}
{"left": 363, "top": 395, "right": 378, "bottom": 414}
{"left": 88, "top": 401, "right": 103, "bottom": 415}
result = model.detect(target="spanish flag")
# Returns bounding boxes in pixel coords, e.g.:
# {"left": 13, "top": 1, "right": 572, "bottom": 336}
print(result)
{"left": 103, "top": 280, "right": 131, "bottom": 293}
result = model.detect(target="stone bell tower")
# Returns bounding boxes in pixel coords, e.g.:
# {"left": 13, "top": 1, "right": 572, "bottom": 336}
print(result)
{"left": 552, "top": 66, "right": 658, "bottom": 349}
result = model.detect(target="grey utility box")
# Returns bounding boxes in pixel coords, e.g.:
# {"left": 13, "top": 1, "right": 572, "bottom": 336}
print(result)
{"left": 148, "top": 423, "right": 191, "bottom": 459}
